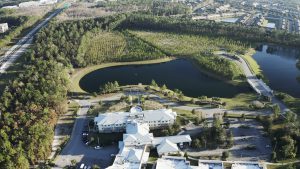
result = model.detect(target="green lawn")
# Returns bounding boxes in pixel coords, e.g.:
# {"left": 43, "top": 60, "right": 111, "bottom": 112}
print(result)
{"left": 223, "top": 93, "right": 258, "bottom": 110}
{"left": 240, "top": 48, "right": 262, "bottom": 76}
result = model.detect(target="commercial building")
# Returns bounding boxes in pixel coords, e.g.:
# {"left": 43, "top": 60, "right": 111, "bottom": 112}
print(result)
{"left": 155, "top": 158, "right": 266, "bottom": 169}
{"left": 94, "top": 107, "right": 177, "bottom": 133}
{"left": 0, "top": 23, "right": 9, "bottom": 33}
{"left": 101, "top": 107, "right": 191, "bottom": 169}
{"left": 19, "top": 1, "right": 40, "bottom": 8}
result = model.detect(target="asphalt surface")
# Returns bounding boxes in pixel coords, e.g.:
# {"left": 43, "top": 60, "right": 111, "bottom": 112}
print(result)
{"left": 218, "top": 52, "right": 289, "bottom": 112}
{"left": 54, "top": 94, "right": 123, "bottom": 168}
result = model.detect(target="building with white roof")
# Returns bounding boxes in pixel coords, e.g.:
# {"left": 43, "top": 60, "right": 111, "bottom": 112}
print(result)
{"left": 1, "top": 5, "right": 19, "bottom": 9}
{"left": 94, "top": 108, "right": 177, "bottom": 133}
{"left": 19, "top": 1, "right": 40, "bottom": 8}
{"left": 103, "top": 108, "right": 191, "bottom": 169}
{"left": 0, "top": 23, "right": 9, "bottom": 33}
{"left": 156, "top": 156, "right": 196, "bottom": 169}
{"left": 198, "top": 160, "right": 223, "bottom": 169}
{"left": 231, "top": 162, "right": 264, "bottom": 169}
{"left": 39, "top": 0, "right": 58, "bottom": 5}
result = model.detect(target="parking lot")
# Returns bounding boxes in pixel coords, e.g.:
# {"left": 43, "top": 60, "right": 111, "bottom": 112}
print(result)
{"left": 185, "top": 119, "right": 271, "bottom": 161}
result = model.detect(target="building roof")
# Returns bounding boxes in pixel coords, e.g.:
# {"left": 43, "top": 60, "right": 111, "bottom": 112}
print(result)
{"left": 231, "top": 163, "right": 263, "bottom": 169}
{"left": 157, "top": 139, "right": 179, "bottom": 155}
{"left": 156, "top": 156, "right": 195, "bottom": 169}
{"left": 126, "top": 120, "right": 149, "bottom": 135}
{"left": 142, "top": 109, "right": 177, "bottom": 122}
{"left": 154, "top": 135, "right": 192, "bottom": 146}
{"left": 94, "top": 112, "right": 129, "bottom": 125}
{"left": 110, "top": 145, "right": 146, "bottom": 169}
{"left": 198, "top": 163, "right": 223, "bottom": 169}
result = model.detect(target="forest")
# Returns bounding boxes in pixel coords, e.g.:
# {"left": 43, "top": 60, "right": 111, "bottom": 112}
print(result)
{"left": 1, "top": 10, "right": 300, "bottom": 168}
{"left": 118, "top": 14, "right": 300, "bottom": 48}
{"left": 0, "top": 14, "right": 128, "bottom": 168}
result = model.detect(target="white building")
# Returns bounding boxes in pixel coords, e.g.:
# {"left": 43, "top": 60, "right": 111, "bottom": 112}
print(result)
{"left": 0, "top": 23, "right": 9, "bottom": 33}
{"left": 39, "top": 0, "right": 58, "bottom": 5}
{"left": 94, "top": 107, "right": 177, "bottom": 133}
{"left": 1, "top": 5, "right": 19, "bottom": 9}
{"left": 19, "top": 1, "right": 40, "bottom": 8}
{"left": 104, "top": 109, "right": 191, "bottom": 169}
{"left": 156, "top": 156, "right": 197, "bottom": 169}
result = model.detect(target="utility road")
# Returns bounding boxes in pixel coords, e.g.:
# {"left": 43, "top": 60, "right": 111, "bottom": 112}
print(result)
{"left": 0, "top": 8, "right": 63, "bottom": 74}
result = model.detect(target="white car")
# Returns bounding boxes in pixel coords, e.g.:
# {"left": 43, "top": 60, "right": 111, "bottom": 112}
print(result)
{"left": 94, "top": 146, "right": 102, "bottom": 149}
{"left": 80, "top": 163, "right": 85, "bottom": 169}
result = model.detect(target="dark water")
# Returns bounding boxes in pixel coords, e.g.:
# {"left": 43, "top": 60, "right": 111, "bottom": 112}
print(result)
{"left": 79, "top": 59, "right": 250, "bottom": 98}
{"left": 253, "top": 44, "right": 300, "bottom": 98}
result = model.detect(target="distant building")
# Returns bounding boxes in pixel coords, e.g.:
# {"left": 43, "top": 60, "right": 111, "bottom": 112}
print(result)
{"left": 39, "top": 0, "right": 58, "bottom": 5}
{"left": 19, "top": 1, "right": 40, "bottom": 8}
{"left": 1, "top": 5, "right": 19, "bottom": 9}
{"left": 0, "top": 23, "right": 9, "bottom": 33}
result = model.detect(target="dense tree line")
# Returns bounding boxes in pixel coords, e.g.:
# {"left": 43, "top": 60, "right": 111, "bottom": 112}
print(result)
{"left": 192, "top": 115, "right": 233, "bottom": 149}
{"left": 0, "top": 15, "right": 40, "bottom": 49}
{"left": 0, "top": 56, "right": 69, "bottom": 168}
{"left": 34, "top": 14, "right": 127, "bottom": 67}
{"left": 118, "top": 14, "right": 300, "bottom": 47}
{"left": 0, "top": 14, "right": 128, "bottom": 168}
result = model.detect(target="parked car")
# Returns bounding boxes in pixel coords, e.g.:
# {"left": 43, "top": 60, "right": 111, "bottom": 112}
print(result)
{"left": 94, "top": 146, "right": 102, "bottom": 150}
{"left": 80, "top": 163, "right": 85, "bottom": 169}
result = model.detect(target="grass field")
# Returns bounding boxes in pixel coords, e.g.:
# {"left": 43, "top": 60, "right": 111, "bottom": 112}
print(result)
{"left": 76, "top": 30, "right": 166, "bottom": 66}
{"left": 129, "top": 30, "right": 246, "bottom": 80}
{"left": 130, "top": 30, "right": 247, "bottom": 56}
{"left": 77, "top": 31, "right": 126, "bottom": 64}
{"left": 223, "top": 93, "right": 258, "bottom": 110}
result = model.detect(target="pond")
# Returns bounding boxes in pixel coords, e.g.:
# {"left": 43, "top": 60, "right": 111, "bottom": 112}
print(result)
{"left": 79, "top": 59, "right": 251, "bottom": 98}
{"left": 253, "top": 44, "right": 300, "bottom": 98}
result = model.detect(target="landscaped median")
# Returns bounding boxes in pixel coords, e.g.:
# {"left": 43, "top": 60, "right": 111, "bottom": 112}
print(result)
{"left": 69, "top": 57, "right": 175, "bottom": 93}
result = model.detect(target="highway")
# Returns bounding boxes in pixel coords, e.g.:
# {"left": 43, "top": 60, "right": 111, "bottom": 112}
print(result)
{"left": 0, "top": 8, "right": 64, "bottom": 74}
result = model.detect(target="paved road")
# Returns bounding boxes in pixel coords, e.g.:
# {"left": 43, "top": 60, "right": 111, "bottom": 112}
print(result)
{"left": 217, "top": 51, "right": 289, "bottom": 113}
{"left": 0, "top": 8, "right": 63, "bottom": 74}
{"left": 53, "top": 94, "right": 123, "bottom": 168}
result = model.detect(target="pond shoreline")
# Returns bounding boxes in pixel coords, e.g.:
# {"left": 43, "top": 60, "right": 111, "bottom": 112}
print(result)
{"left": 70, "top": 57, "right": 176, "bottom": 93}
{"left": 77, "top": 59, "right": 251, "bottom": 98}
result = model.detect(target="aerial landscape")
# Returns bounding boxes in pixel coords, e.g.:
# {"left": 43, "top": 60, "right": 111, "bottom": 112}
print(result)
{"left": 0, "top": 0, "right": 300, "bottom": 169}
